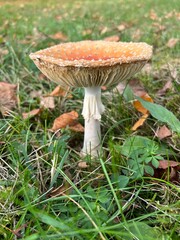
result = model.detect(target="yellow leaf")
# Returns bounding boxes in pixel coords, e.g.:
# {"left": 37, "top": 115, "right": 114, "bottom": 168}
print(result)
{"left": 133, "top": 93, "right": 153, "bottom": 115}
{"left": 47, "top": 86, "right": 72, "bottom": 98}
{"left": 131, "top": 113, "right": 149, "bottom": 131}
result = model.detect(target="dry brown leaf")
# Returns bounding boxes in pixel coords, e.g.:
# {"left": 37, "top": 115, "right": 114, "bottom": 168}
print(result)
{"left": 149, "top": 9, "right": 159, "bottom": 20}
{"left": 157, "top": 80, "right": 173, "bottom": 96}
{"left": 0, "top": 82, "right": 17, "bottom": 115}
{"left": 40, "top": 96, "right": 55, "bottom": 109}
{"left": 175, "top": 12, "right": 180, "bottom": 20}
{"left": 131, "top": 29, "right": 142, "bottom": 41}
{"left": 47, "top": 86, "right": 72, "bottom": 98}
{"left": 48, "top": 183, "right": 71, "bottom": 197}
{"left": 0, "top": 48, "right": 9, "bottom": 57}
{"left": 153, "top": 23, "right": 166, "bottom": 32}
{"left": 164, "top": 11, "right": 173, "bottom": 19}
{"left": 104, "top": 35, "right": 120, "bottom": 42}
{"left": 51, "top": 110, "right": 79, "bottom": 131}
{"left": 82, "top": 29, "right": 92, "bottom": 36}
{"left": 69, "top": 123, "right": 84, "bottom": 132}
{"left": 166, "top": 38, "right": 179, "bottom": 48}
{"left": 55, "top": 15, "right": 63, "bottom": 21}
{"left": 101, "top": 86, "right": 107, "bottom": 91}
{"left": 22, "top": 108, "right": 41, "bottom": 119}
{"left": 30, "top": 90, "right": 42, "bottom": 98}
{"left": 158, "top": 160, "right": 180, "bottom": 169}
{"left": 116, "top": 78, "right": 147, "bottom": 96}
{"left": 129, "top": 78, "right": 147, "bottom": 97}
{"left": 141, "top": 63, "right": 152, "bottom": 75}
{"left": 155, "top": 125, "right": 172, "bottom": 139}
{"left": 78, "top": 161, "right": 89, "bottom": 169}
{"left": 39, "top": 73, "right": 47, "bottom": 80}
{"left": 100, "top": 26, "right": 109, "bottom": 35}
{"left": 117, "top": 24, "right": 127, "bottom": 32}
{"left": 50, "top": 32, "right": 68, "bottom": 41}
{"left": 154, "top": 160, "right": 180, "bottom": 182}
{"left": 48, "top": 170, "right": 72, "bottom": 197}
{"left": 12, "top": 223, "right": 28, "bottom": 238}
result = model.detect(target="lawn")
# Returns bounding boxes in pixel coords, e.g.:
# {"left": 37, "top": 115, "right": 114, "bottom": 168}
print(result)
{"left": 0, "top": 0, "right": 180, "bottom": 239}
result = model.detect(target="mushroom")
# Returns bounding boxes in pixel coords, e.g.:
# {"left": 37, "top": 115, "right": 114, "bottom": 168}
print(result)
{"left": 30, "top": 40, "right": 152, "bottom": 157}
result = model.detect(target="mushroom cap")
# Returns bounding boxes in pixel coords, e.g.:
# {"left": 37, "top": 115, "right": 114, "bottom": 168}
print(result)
{"left": 30, "top": 40, "right": 152, "bottom": 87}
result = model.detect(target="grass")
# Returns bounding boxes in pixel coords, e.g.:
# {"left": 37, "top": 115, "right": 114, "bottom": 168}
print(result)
{"left": 0, "top": 0, "right": 180, "bottom": 239}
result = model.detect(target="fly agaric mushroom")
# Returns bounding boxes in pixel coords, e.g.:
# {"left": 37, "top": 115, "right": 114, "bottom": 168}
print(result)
{"left": 30, "top": 40, "right": 152, "bottom": 156}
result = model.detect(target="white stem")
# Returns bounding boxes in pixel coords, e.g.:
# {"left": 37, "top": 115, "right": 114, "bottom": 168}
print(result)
{"left": 81, "top": 87, "right": 105, "bottom": 156}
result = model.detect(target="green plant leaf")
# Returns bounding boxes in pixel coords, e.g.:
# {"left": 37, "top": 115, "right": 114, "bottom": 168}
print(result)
{"left": 145, "top": 165, "right": 154, "bottom": 176}
{"left": 111, "top": 174, "right": 129, "bottom": 189}
{"left": 36, "top": 211, "right": 70, "bottom": 231}
{"left": 117, "top": 175, "right": 129, "bottom": 189}
{"left": 137, "top": 97, "right": 180, "bottom": 133}
{"left": 24, "top": 234, "right": 40, "bottom": 240}
{"left": 151, "top": 158, "right": 160, "bottom": 168}
{"left": 121, "top": 136, "right": 171, "bottom": 157}
{"left": 122, "top": 221, "right": 161, "bottom": 240}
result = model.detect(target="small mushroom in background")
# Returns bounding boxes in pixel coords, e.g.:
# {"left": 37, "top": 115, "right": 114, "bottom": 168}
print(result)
{"left": 30, "top": 40, "right": 152, "bottom": 157}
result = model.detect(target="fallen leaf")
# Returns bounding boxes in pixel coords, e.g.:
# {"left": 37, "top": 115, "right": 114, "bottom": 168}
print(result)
{"left": 154, "top": 160, "right": 180, "bottom": 182}
{"left": 116, "top": 78, "right": 147, "bottom": 97}
{"left": 101, "top": 86, "right": 107, "bottom": 91}
{"left": 78, "top": 161, "right": 89, "bottom": 169}
{"left": 153, "top": 23, "right": 166, "bottom": 33}
{"left": 155, "top": 125, "right": 172, "bottom": 139}
{"left": 131, "top": 29, "right": 142, "bottom": 41}
{"left": 158, "top": 160, "right": 180, "bottom": 169}
{"left": 164, "top": 11, "right": 173, "bottom": 19}
{"left": 141, "top": 63, "right": 152, "bottom": 75}
{"left": 0, "top": 48, "right": 9, "bottom": 57}
{"left": 30, "top": 90, "right": 42, "bottom": 98}
{"left": 50, "top": 32, "right": 68, "bottom": 41}
{"left": 104, "top": 35, "right": 120, "bottom": 42}
{"left": 22, "top": 108, "right": 41, "bottom": 119}
{"left": 48, "top": 170, "right": 72, "bottom": 197}
{"left": 47, "top": 86, "right": 72, "bottom": 98}
{"left": 55, "top": 15, "right": 63, "bottom": 21}
{"left": 133, "top": 93, "right": 153, "bottom": 115}
{"left": 128, "top": 78, "right": 147, "bottom": 97}
{"left": 166, "top": 38, "right": 179, "bottom": 48}
{"left": 12, "top": 223, "right": 28, "bottom": 238}
{"left": 116, "top": 82, "right": 125, "bottom": 94}
{"left": 48, "top": 183, "right": 71, "bottom": 197}
{"left": 100, "top": 26, "right": 109, "bottom": 35}
{"left": 117, "top": 23, "right": 127, "bottom": 32}
{"left": 39, "top": 73, "right": 47, "bottom": 80}
{"left": 0, "top": 82, "right": 17, "bottom": 115}
{"left": 149, "top": 9, "right": 159, "bottom": 20}
{"left": 40, "top": 96, "right": 55, "bottom": 109}
{"left": 132, "top": 94, "right": 153, "bottom": 131}
{"left": 51, "top": 110, "right": 83, "bottom": 132}
{"left": 131, "top": 113, "right": 149, "bottom": 131}
{"left": 82, "top": 29, "right": 92, "bottom": 36}
{"left": 157, "top": 80, "right": 173, "bottom": 96}
{"left": 175, "top": 12, "right": 180, "bottom": 21}
{"left": 168, "top": 64, "right": 177, "bottom": 80}
{"left": 69, "top": 123, "right": 84, "bottom": 132}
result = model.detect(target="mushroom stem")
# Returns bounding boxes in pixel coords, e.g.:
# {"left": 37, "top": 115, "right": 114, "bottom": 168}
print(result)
{"left": 81, "top": 87, "right": 105, "bottom": 156}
